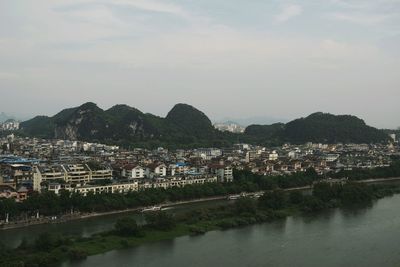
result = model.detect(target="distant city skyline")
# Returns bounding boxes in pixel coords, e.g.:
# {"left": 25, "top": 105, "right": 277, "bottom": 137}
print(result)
{"left": 1, "top": 0, "right": 399, "bottom": 128}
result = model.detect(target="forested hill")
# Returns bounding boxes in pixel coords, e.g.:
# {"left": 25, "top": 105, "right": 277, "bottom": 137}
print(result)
{"left": 19, "top": 102, "right": 230, "bottom": 148}
{"left": 19, "top": 104, "right": 390, "bottom": 148}
{"left": 244, "top": 112, "right": 389, "bottom": 144}
{"left": 283, "top": 112, "right": 389, "bottom": 143}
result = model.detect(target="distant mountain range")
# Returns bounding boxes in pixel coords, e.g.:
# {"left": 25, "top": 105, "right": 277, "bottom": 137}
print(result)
{"left": 0, "top": 112, "right": 32, "bottom": 123}
{"left": 0, "top": 112, "right": 16, "bottom": 123}
{"left": 19, "top": 102, "right": 390, "bottom": 148}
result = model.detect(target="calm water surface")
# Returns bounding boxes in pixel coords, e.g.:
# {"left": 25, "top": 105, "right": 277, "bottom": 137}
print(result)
{"left": 61, "top": 194, "right": 400, "bottom": 267}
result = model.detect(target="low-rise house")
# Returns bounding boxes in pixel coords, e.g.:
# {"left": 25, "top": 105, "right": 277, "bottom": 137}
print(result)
{"left": 16, "top": 186, "right": 28, "bottom": 201}
{"left": 0, "top": 185, "right": 18, "bottom": 199}
{"left": 173, "top": 162, "right": 189, "bottom": 175}
{"left": 0, "top": 185, "right": 28, "bottom": 202}
{"left": 47, "top": 182, "right": 72, "bottom": 195}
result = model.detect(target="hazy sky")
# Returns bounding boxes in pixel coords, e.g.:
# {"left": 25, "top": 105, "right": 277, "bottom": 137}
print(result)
{"left": 0, "top": 0, "right": 399, "bottom": 128}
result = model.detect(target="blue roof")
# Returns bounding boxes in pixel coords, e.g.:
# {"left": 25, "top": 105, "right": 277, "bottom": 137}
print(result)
{"left": 0, "top": 155, "right": 40, "bottom": 164}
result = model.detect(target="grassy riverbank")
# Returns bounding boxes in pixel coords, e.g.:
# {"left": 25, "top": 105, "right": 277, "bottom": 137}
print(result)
{"left": 2, "top": 182, "right": 400, "bottom": 267}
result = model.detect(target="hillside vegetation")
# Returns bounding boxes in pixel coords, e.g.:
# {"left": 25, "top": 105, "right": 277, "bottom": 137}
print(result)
{"left": 19, "top": 103, "right": 390, "bottom": 148}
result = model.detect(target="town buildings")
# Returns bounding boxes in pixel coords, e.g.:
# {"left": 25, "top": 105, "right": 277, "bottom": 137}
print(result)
{"left": 0, "top": 135, "right": 399, "bottom": 200}
{"left": 0, "top": 120, "right": 20, "bottom": 131}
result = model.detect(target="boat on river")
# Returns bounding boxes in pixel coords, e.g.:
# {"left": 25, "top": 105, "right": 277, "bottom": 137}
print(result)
{"left": 141, "top": 206, "right": 162, "bottom": 212}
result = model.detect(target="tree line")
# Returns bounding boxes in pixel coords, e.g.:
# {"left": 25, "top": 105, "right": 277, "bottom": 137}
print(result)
{"left": 1, "top": 161, "right": 400, "bottom": 222}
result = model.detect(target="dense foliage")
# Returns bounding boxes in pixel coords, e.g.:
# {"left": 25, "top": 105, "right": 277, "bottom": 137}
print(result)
{"left": 166, "top": 103, "right": 216, "bottom": 138}
{"left": 18, "top": 116, "right": 55, "bottom": 139}
{"left": 114, "top": 217, "right": 141, "bottom": 236}
{"left": 145, "top": 211, "right": 176, "bottom": 231}
{"left": 243, "top": 123, "right": 284, "bottom": 146}
{"left": 19, "top": 103, "right": 390, "bottom": 149}
{"left": 282, "top": 112, "right": 389, "bottom": 143}
{"left": 244, "top": 112, "right": 389, "bottom": 145}
{"left": 331, "top": 161, "right": 400, "bottom": 180}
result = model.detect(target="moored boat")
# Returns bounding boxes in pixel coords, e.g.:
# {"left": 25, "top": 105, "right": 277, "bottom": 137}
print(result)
{"left": 141, "top": 206, "right": 162, "bottom": 212}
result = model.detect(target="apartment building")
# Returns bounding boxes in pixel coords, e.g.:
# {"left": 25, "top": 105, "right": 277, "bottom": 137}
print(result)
{"left": 72, "top": 181, "right": 139, "bottom": 196}
{"left": 121, "top": 164, "right": 145, "bottom": 179}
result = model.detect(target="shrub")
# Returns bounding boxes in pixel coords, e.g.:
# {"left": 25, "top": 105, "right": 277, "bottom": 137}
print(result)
{"left": 115, "top": 217, "right": 142, "bottom": 236}
{"left": 145, "top": 212, "right": 176, "bottom": 231}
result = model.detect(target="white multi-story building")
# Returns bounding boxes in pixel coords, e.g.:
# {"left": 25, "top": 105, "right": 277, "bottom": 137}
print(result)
{"left": 0, "top": 120, "right": 20, "bottom": 131}
{"left": 325, "top": 154, "right": 340, "bottom": 162}
{"left": 194, "top": 148, "right": 223, "bottom": 160}
{"left": 33, "top": 163, "right": 112, "bottom": 189}
{"left": 269, "top": 151, "right": 279, "bottom": 161}
{"left": 389, "top": 134, "right": 396, "bottom": 142}
{"left": 214, "top": 123, "right": 245, "bottom": 133}
{"left": 145, "top": 163, "right": 167, "bottom": 178}
{"left": 66, "top": 181, "right": 138, "bottom": 196}
{"left": 209, "top": 164, "right": 233, "bottom": 183}
{"left": 122, "top": 164, "right": 145, "bottom": 179}
{"left": 139, "top": 175, "right": 218, "bottom": 190}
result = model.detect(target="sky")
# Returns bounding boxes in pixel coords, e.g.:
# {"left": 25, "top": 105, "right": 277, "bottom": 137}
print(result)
{"left": 0, "top": 0, "right": 399, "bottom": 128}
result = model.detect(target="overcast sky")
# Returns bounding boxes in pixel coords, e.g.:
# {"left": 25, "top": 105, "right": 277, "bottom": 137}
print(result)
{"left": 0, "top": 0, "right": 399, "bottom": 128}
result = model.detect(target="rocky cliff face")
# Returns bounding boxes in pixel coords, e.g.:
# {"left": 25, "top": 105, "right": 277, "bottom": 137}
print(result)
{"left": 52, "top": 102, "right": 107, "bottom": 140}
{"left": 55, "top": 124, "right": 78, "bottom": 140}
{"left": 21, "top": 102, "right": 160, "bottom": 142}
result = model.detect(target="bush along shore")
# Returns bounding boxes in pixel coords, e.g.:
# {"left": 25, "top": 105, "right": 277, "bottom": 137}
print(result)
{"left": 1, "top": 182, "right": 400, "bottom": 267}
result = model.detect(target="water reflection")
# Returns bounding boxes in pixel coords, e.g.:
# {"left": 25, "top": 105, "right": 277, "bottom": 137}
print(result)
{"left": 294, "top": 208, "right": 336, "bottom": 224}
{"left": 63, "top": 194, "right": 400, "bottom": 267}
{"left": 340, "top": 204, "right": 372, "bottom": 218}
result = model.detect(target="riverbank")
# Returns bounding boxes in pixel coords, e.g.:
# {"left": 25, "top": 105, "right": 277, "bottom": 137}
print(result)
{"left": 357, "top": 177, "right": 400, "bottom": 184}
{"left": 0, "top": 188, "right": 312, "bottom": 231}
{"left": 2, "top": 182, "right": 400, "bottom": 267}
{"left": 2, "top": 177, "right": 400, "bottom": 231}
{"left": 0, "top": 195, "right": 230, "bottom": 230}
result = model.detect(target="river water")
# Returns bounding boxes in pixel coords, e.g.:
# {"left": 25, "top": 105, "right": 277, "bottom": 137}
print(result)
{"left": 2, "top": 190, "right": 400, "bottom": 266}
{"left": 60, "top": 193, "right": 400, "bottom": 267}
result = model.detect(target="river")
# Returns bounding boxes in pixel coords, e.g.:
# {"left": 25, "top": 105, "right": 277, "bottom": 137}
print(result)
{"left": 0, "top": 199, "right": 231, "bottom": 248}
{"left": 58, "top": 193, "right": 400, "bottom": 267}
